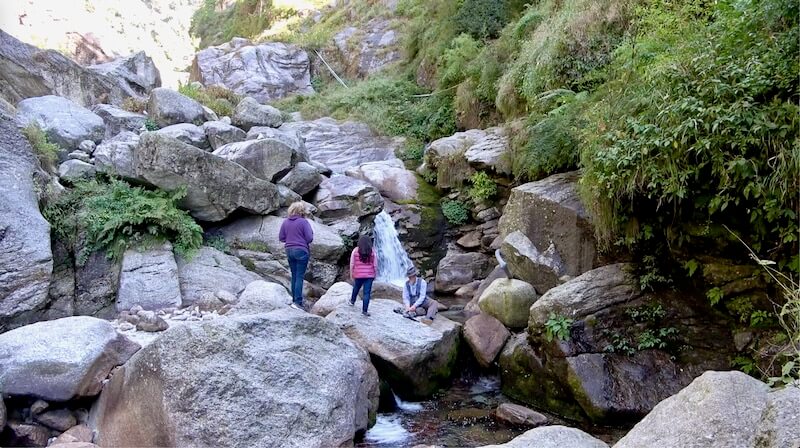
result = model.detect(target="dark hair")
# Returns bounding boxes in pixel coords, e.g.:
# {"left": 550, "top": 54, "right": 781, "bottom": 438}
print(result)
{"left": 357, "top": 235, "right": 373, "bottom": 263}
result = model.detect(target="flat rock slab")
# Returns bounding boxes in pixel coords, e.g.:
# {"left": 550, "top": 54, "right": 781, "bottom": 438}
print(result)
{"left": 0, "top": 316, "right": 140, "bottom": 401}
{"left": 16, "top": 95, "right": 105, "bottom": 148}
{"left": 326, "top": 299, "right": 461, "bottom": 399}
{"left": 91, "top": 310, "right": 378, "bottom": 448}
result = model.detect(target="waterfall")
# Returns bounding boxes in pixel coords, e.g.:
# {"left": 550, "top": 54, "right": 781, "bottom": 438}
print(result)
{"left": 373, "top": 210, "right": 413, "bottom": 286}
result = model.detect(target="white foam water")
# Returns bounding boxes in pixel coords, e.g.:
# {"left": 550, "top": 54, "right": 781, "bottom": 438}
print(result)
{"left": 373, "top": 211, "right": 413, "bottom": 286}
{"left": 364, "top": 415, "right": 413, "bottom": 445}
{"left": 393, "top": 392, "right": 423, "bottom": 412}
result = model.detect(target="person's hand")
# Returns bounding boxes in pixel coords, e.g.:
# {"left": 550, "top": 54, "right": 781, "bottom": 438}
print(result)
{"left": 409, "top": 306, "right": 416, "bottom": 312}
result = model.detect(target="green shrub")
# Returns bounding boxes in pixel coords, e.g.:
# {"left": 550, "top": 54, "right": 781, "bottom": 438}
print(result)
{"left": 454, "top": 0, "right": 527, "bottom": 40}
{"left": 178, "top": 82, "right": 240, "bottom": 118}
{"left": 191, "top": 0, "right": 278, "bottom": 48}
{"left": 204, "top": 234, "right": 230, "bottom": 253}
{"left": 144, "top": 118, "right": 159, "bottom": 131}
{"left": 43, "top": 179, "right": 203, "bottom": 264}
{"left": 21, "top": 125, "right": 60, "bottom": 168}
{"left": 438, "top": 34, "right": 482, "bottom": 89}
{"left": 441, "top": 199, "right": 469, "bottom": 226}
{"left": 468, "top": 171, "right": 497, "bottom": 204}
{"left": 544, "top": 313, "right": 573, "bottom": 342}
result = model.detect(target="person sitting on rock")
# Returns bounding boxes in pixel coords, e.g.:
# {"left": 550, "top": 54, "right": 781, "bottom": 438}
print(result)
{"left": 402, "top": 266, "right": 438, "bottom": 324}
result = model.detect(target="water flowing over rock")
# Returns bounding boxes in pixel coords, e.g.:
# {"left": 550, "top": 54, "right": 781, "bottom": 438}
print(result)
{"left": 333, "top": 19, "right": 401, "bottom": 77}
{"left": 134, "top": 132, "right": 280, "bottom": 222}
{"left": 0, "top": 112, "right": 53, "bottom": 331}
{"left": 156, "top": 123, "right": 209, "bottom": 150}
{"left": 479, "top": 425, "right": 608, "bottom": 448}
{"left": 93, "top": 131, "right": 140, "bottom": 181}
{"left": 176, "top": 246, "right": 262, "bottom": 307}
{"left": 280, "top": 118, "right": 402, "bottom": 173}
{"left": 212, "top": 138, "right": 295, "bottom": 182}
{"left": 92, "top": 104, "right": 147, "bottom": 138}
{"left": 218, "top": 215, "right": 345, "bottom": 263}
{"left": 464, "top": 313, "right": 511, "bottom": 367}
{"left": 0, "top": 29, "right": 129, "bottom": 107}
{"left": 91, "top": 311, "right": 379, "bottom": 448}
{"left": 16, "top": 95, "right": 105, "bottom": 148}
{"left": 503, "top": 263, "right": 733, "bottom": 424}
{"left": 373, "top": 211, "right": 414, "bottom": 285}
{"left": 117, "top": 243, "right": 182, "bottom": 312}
{"left": 326, "top": 299, "right": 461, "bottom": 399}
{"left": 190, "top": 38, "right": 314, "bottom": 103}
{"left": 87, "top": 51, "right": 161, "bottom": 97}
{"left": 314, "top": 175, "right": 384, "bottom": 219}
{"left": 202, "top": 120, "right": 246, "bottom": 150}
{"left": 146, "top": 87, "right": 206, "bottom": 128}
{"left": 435, "top": 251, "right": 494, "bottom": 294}
{"left": 345, "top": 158, "right": 419, "bottom": 202}
{"left": 0, "top": 316, "right": 140, "bottom": 401}
{"left": 501, "top": 231, "right": 564, "bottom": 295}
{"left": 615, "top": 371, "right": 800, "bottom": 448}
{"left": 498, "top": 171, "right": 598, "bottom": 278}
{"left": 232, "top": 97, "right": 284, "bottom": 131}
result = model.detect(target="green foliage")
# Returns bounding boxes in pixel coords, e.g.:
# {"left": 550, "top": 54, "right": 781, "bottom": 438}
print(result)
{"left": 190, "top": 0, "right": 288, "bottom": 48}
{"left": 581, "top": 0, "right": 800, "bottom": 273}
{"left": 625, "top": 303, "right": 666, "bottom": 323}
{"left": 21, "top": 125, "right": 60, "bottom": 168}
{"left": 43, "top": 179, "right": 203, "bottom": 265}
{"left": 120, "top": 97, "right": 147, "bottom": 113}
{"left": 707, "top": 287, "right": 724, "bottom": 306}
{"left": 144, "top": 118, "right": 159, "bottom": 132}
{"left": 204, "top": 234, "right": 230, "bottom": 253}
{"left": 636, "top": 254, "right": 673, "bottom": 291}
{"left": 178, "top": 83, "right": 240, "bottom": 118}
{"left": 468, "top": 171, "right": 497, "bottom": 204}
{"left": 234, "top": 240, "right": 271, "bottom": 252}
{"left": 544, "top": 313, "right": 574, "bottom": 342}
{"left": 399, "top": 141, "right": 425, "bottom": 161}
{"left": 636, "top": 327, "right": 678, "bottom": 350}
{"left": 731, "top": 355, "right": 758, "bottom": 375}
{"left": 603, "top": 331, "right": 636, "bottom": 356}
{"left": 454, "top": 0, "right": 513, "bottom": 40}
{"left": 441, "top": 199, "right": 469, "bottom": 226}
{"left": 438, "top": 34, "right": 482, "bottom": 89}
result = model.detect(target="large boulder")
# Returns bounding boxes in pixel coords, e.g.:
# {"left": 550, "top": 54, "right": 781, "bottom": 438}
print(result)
{"left": 176, "top": 246, "right": 262, "bottom": 307}
{"left": 503, "top": 263, "right": 734, "bottom": 424}
{"left": 59, "top": 159, "right": 97, "bottom": 182}
{"left": 463, "top": 313, "right": 510, "bottom": 367}
{"left": 280, "top": 118, "right": 401, "bottom": 173}
{"left": 332, "top": 19, "right": 401, "bottom": 78}
{"left": 92, "top": 104, "right": 147, "bottom": 138}
{"left": 117, "top": 243, "right": 182, "bottom": 312}
{"left": 87, "top": 51, "right": 161, "bottom": 97}
{"left": 501, "top": 231, "right": 565, "bottom": 295}
{"left": 16, "top": 95, "right": 105, "bottom": 148}
{"left": 93, "top": 131, "right": 140, "bottom": 181}
{"left": 615, "top": 371, "right": 800, "bottom": 448}
{"left": 421, "top": 127, "right": 510, "bottom": 188}
{"left": 146, "top": 87, "right": 205, "bottom": 128}
{"left": 478, "top": 278, "right": 538, "bottom": 329}
{"left": 278, "top": 161, "right": 323, "bottom": 196}
{"left": 227, "top": 280, "right": 291, "bottom": 316}
{"left": 91, "top": 311, "right": 379, "bottom": 448}
{"left": 326, "top": 299, "right": 461, "bottom": 399}
{"left": 156, "top": 123, "right": 209, "bottom": 150}
{"left": 0, "top": 112, "right": 53, "bottom": 330}
{"left": 0, "top": 316, "right": 140, "bottom": 401}
{"left": 310, "top": 282, "right": 352, "bottom": 317}
{"left": 435, "top": 251, "right": 494, "bottom": 294}
{"left": 134, "top": 132, "right": 280, "bottom": 222}
{"left": 0, "top": 29, "right": 129, "bottom": 107}
{"left": 74, "top": 249, "right": 121, "bottom": 318}
{"left": 479, "top": 425, "right": 608, "bottom": 448}
{"left": 202, "top": 121, "right": 246, "bottom": 150}
{"left": 212, "top": 139, "right": 294, "bottom": 182}
{"left": 232, "top": 96, "right": 283, "bottom": 131}
{"left": 218, "top": 215, "right": 345, "bottom": 263}
{"left": 190, "top": 39, "right": 313, "bottom": 103}
{"left": 498, "top": 171, "right": 598, "bottom": 278}
{"left": 345, "top": 158, "right": 419, "bottom": 202}
{"left": 313, "top": 175, "right": 384, "bottom": 220}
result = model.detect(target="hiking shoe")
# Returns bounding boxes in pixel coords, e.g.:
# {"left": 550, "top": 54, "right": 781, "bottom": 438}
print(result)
{"left": 420, "top": 318, "right": 433, "bottom": 325}
{"left": 349, "top": 299, "right": 355, "bottom": 306}
{"left": 362, "top": 311, "right": 371, "bottom": 317}
{"left": 289, "top": 303, "right": 303, "bottom": 311}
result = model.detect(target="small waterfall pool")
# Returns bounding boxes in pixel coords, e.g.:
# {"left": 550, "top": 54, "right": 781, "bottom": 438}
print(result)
{"left": 373, "top": 211, "right": 413, "bottom": 287}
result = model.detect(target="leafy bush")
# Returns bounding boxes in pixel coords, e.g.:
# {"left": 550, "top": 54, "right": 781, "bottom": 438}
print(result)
{"left": 438, "top": 34, "right": 482, "bottom": 89}
{"left": 21, "top": 125, "right": 60, "bottom": 168}
{"left": 43, "top": 179, "right": 203, "bottom": 264}
{"left": 454, "top": 0, "right": 527, "bottom": 40}
{"left": 468, "top": 171, "right": 497, "bottom": 204}
{"left": 120, "top": 96, "right": 147, "bottom": 113}
{"left": 144, "top": 118, "right": 159, "bottom": 131}
{"left": 544, "top": 313, "right": 573, "bottom": 342}
{"left": 191, "top": 0, "right": 279, "bottom": 48}
{"left": 441, "top": 199, "right": 469, "bottom": 226}
{"left": 204, "top": 234, "right": 230, "bottom": 253}
{"left": 178, "top": 82, "right": 240, "bottom": 118}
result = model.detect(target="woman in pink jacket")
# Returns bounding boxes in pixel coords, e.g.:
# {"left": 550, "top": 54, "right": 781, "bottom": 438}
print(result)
{"left": 349, "top": 235, "right": 377, "bottom": 316}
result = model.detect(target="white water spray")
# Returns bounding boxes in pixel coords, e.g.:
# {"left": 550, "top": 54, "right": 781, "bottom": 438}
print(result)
{"left": 373, "top": 211, "right": 413, "bottom": 286}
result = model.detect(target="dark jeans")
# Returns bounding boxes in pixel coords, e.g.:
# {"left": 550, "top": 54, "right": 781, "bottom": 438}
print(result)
{"left": 286, "top": 248, "right": 309, "bottom": 305}
{"left": 350, "top": 278, "right": 374, "bottom": 313}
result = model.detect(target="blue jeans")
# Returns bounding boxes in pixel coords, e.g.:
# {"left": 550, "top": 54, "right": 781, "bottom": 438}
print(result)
{"left": 286, "top": 248, "right": 309, "bottom": 305}
{"left": 350, "top": 278, "right": 374, "bottom": 313}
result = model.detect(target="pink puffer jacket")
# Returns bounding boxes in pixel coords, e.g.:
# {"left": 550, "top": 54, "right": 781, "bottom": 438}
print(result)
{"left": 350, "top": 248, "right": 377, "bottom": 279}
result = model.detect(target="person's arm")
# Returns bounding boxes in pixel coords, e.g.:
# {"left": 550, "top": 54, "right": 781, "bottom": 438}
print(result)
{"left": 303, "top": 219, "right": 314, "bottom": 244}
{"left": 412, "top": 279, "right": 428, "bottom": 308}
{"left": 371, "top": 250, "right": 377, "bottom": 275}
{"left": 350, "top": 249, "right": 356, "bottom": 279}
{"left": 402, "top": 283, "right": 410, "bottom": 308}
{"left": 278, "top": 220, "right": 287, "bottom": 243}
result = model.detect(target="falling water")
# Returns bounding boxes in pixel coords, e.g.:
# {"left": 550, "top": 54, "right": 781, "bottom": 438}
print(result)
{"left": 372, "top": 211, "right": 413, "bottom": 286}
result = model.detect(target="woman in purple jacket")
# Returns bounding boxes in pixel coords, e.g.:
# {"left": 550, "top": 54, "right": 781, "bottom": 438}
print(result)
{"left": 279, "top": 202, "right": 314, "bottom": 310}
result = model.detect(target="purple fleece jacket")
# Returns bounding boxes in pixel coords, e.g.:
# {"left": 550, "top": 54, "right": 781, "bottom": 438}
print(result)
{"left": 279, "top": 216, "right": 314, "bottom": 253}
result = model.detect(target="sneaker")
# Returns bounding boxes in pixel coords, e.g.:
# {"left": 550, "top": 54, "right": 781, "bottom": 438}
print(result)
{"left": 420, "top": 318, "right": 433, "bottom": 325}
{"left": 289, "top": 303, "right": 303, "bottom": 311}
{"left": 349, "top": 299, "right": 355, "bottom": 306}
{"left": 362, "top": 311, "right": 371, "bottom": 317}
